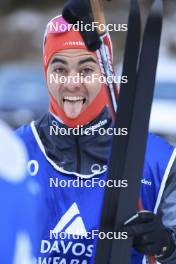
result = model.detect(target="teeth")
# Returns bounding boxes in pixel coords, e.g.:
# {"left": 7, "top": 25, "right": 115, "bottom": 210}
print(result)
{"left": 64, "top": 96, "right": 84, "bottom": 102}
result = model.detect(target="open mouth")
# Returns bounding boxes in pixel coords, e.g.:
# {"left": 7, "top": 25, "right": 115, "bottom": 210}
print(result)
{"left": 63, "top": 96, "right": 86, "bottom": 104}
{"left": 62, "top": 96, "right": 87, "bottom": 119}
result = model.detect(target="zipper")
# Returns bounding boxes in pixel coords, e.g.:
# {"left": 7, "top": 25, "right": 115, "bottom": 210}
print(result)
{"left": 75, "top": 136, "right": 81, "bottom": 174}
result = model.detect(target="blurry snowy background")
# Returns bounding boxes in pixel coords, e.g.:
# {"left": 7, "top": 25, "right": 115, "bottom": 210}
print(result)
{"left": 0, "top": 0, "right": 175, "bottom": 143}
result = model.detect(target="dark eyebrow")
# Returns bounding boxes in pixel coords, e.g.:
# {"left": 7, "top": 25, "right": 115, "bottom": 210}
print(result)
{"left": 51, "top": 57, "right": 97, "bottom": 66}
{"left": 51, "top": 58, "right": 68, "bottom": 65}
{"left": 78, "top": 57, "right": 98, "bottom": 65}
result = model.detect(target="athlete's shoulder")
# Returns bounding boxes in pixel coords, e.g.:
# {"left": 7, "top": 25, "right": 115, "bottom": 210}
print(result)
{"left": 16, "top": 122, "right": 32, "bottom": 138}
{"left": 16, "top": 122, "right": 37, "bottom": 145}
{"left": 145, "top": 133, "right": 175, "bottom": 178}
{"left": 147, "top": 133, "right": 174, "bottom": 160}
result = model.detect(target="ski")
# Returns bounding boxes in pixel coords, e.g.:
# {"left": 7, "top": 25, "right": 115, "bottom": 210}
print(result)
{"left": 94, "top": 0, "right": 163, "bottom": 264}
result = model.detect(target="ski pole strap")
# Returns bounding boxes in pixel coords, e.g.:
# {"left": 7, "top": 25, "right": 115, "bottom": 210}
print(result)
{"left": 94, "top": 0, "right": 163, "bottom": 264}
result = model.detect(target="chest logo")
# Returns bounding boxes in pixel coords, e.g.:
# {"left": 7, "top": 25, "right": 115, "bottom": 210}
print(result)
{"left": 52, "top": 203, "right": 87, "bottom": 236}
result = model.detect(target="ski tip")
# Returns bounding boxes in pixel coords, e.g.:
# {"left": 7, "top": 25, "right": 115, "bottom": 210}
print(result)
{"left": 151, "top": 0, "right": 163, "bottom": 17}
{"left": 130, "top": 0, "right": 140, "bottom": 16}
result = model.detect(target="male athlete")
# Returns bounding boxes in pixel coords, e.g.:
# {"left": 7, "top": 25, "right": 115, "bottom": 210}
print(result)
{"left": 16, "top": 15, "right": 176, "bottom": 264}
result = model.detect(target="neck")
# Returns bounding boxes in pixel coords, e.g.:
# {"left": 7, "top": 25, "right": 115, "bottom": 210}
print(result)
{"left": 35, "top": 108, "right": 112, "bottom": 176}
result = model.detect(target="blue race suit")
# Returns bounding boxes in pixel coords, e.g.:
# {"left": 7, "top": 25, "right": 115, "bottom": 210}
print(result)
{"left": 16, "top": 109, "right": 176, "bottom": 264}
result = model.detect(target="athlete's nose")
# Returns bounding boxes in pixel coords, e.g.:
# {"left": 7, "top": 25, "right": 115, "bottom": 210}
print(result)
{"left": 64, "top": 70, "right": 82, "bottom": 91}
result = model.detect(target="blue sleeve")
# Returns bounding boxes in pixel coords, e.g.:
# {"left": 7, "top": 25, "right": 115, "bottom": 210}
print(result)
{"left": 141, "top": 133, "right": 174, "bottom": 211}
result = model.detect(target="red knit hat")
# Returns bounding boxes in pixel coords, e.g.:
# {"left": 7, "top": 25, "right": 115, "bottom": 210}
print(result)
{"left": 43, "top": 15, "right": 115, "bottom": 127}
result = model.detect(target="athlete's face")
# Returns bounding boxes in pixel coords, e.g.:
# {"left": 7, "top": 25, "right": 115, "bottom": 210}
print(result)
{"left": 47, "top": 49, "right": 102, "bottom": 119}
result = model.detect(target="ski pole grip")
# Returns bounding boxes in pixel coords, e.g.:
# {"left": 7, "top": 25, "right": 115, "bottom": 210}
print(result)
{"left": 90, "top": 0, "right": 106, "bottom": 35}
